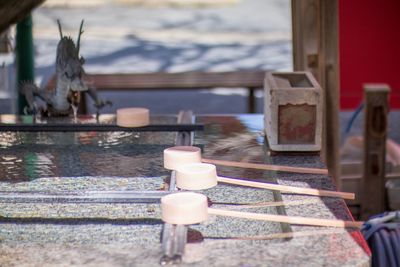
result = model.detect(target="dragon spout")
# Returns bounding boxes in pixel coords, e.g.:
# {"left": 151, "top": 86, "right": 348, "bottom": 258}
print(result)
{"left": 20, "top": 19, "right": 111, "bottom": 117}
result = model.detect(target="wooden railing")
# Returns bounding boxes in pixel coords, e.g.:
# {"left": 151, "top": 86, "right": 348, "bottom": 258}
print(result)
{"left": 45, "top": 71, "right": 267, "bottom": 113}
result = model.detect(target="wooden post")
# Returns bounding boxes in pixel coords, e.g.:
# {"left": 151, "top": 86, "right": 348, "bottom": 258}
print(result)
{"left": 291, "top": 0, "right": 319, "bottom": 78}
{"left": 78, "top": 93, "right": 87, "bottom": 114}
{"left": 248, "top": 87, "right": 255, "bottom": 113}
{"left": 16, "top": 14, "right": 34, "bottom": 114}
{"left": 361, "top": 84, "right": 390, "bottom": 220}
{"left": 291, "top": 0, "right": 340, "bottom": 186}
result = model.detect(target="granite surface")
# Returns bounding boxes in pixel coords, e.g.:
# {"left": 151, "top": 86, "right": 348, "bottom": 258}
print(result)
{"left": 0, "top": 115, "right": 370, "bottom": 267}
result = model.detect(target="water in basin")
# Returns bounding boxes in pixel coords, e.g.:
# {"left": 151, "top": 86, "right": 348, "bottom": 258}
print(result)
{"left": 0, "top": 115, "right": 177, "bottom": 188}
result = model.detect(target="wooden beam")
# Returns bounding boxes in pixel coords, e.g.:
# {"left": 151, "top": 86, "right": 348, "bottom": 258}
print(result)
{"left": 291, "top": 0, "right": 340, "bottom": 186}
{"left": 46, "top": 71, "right": 266, "bottom": 91}
{"left": 320, "top": 0, "right": 340, "bottom": 188}
{"left": 0, "top": 0, "right": 45, "bottom": 34}
{"left": 45, "top": 71, "right": 265, "bottom": 114}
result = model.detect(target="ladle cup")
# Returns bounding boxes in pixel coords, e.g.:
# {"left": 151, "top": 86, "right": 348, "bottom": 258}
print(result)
{"left": 116, "top": 107, "right": 150, "bottom": 127}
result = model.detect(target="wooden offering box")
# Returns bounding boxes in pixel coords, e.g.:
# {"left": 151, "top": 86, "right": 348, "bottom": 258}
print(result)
{"left": 264, "top": 71, "right": 323, "bottom": 152}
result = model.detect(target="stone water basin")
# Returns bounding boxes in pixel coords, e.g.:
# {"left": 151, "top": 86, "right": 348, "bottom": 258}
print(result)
{"left": 0, "top": 114, "right": 369, "bottom": 266}
{"left": 0, "top": 114, "right": 285, "bottom": 259}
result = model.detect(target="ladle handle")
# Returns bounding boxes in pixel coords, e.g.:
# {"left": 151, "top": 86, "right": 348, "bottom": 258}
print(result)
{"left": 207, "top": 208, "right": 363, "bottom": 228}
{"left": 216, "top": 176, "right": 355, "bottom": 200}
{"left": 202, "top": 158, "right": 328, "bottom": 175}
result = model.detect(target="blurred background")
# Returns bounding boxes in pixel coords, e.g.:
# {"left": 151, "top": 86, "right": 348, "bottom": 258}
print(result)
{"left": 0, "top": 0, "right": 292, "bottom": 114}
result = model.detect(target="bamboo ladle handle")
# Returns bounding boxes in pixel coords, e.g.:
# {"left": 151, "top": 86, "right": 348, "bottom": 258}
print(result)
{"left": 163, "top": 146, "right": 328, "bottom": 175}
{"left": 216, "top": 176, "right": 354, "bottom": 200}
{"left": 203, "top": 158, "right": 328, "bottom": 175}
{"left": 207, "top": 208, "right": 363, "bottom": 228}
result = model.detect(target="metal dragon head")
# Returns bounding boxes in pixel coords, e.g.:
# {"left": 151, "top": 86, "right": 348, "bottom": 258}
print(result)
{"left": 56, "top": 20, "right": 87, "bottom": 92}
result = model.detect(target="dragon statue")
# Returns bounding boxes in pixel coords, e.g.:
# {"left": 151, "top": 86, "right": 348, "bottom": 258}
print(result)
{"left": 21, "top": 20, "right": 111, "bottom": 117}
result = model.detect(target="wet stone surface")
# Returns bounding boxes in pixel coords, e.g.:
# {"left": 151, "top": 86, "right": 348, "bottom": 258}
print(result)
{"left": 0, "top": 115, "right": 370, "bottom": 266}
{"left": 0, "top": 114, "right": 177, "bottom": 182}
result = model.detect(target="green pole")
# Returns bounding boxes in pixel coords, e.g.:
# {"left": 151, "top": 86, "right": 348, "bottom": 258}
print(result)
{"left": 16, "top": 14, "right": 35, "bottom": 114}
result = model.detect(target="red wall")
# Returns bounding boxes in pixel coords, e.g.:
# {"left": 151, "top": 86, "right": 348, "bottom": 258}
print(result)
{"left": 339, "top": 0, "right": 400, "bottom": 109}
